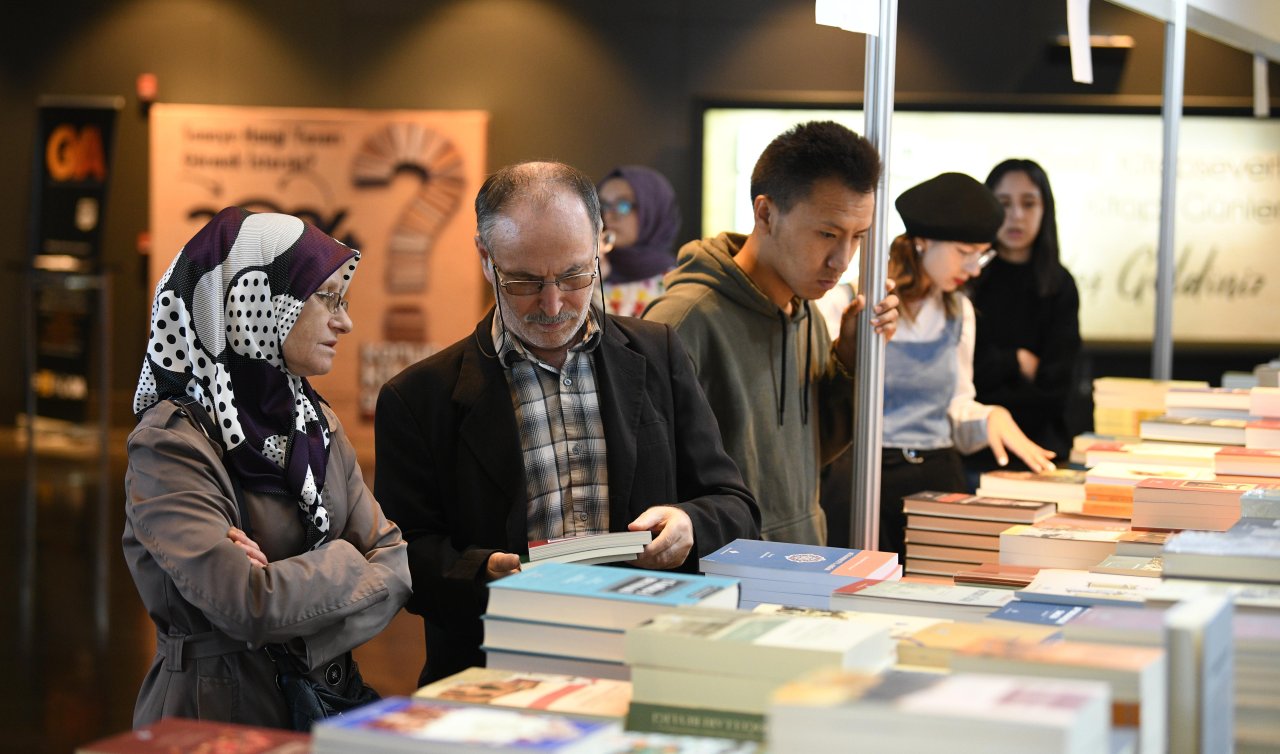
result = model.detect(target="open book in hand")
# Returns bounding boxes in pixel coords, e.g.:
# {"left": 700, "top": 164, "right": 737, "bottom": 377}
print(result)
{"left": 524, "top": 531, "right": 653, "bottom": 567}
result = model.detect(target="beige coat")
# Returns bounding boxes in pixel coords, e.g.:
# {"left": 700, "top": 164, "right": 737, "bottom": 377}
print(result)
{"left": 123, "top": 400, "right": 411, "bottom": 728}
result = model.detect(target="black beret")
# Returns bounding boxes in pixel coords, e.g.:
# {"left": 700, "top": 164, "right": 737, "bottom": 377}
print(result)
{"left": 894, "top": 172, "right": 1004, "bottom": 243}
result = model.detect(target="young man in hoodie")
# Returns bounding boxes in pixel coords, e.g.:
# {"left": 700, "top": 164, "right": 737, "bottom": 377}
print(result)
{"left": 644, "top": 121, "right": 898, "bottom": 545}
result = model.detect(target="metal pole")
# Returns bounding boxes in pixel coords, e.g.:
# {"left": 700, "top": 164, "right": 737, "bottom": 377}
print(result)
{"left": 1152, "top": 0, "right": 1186, "bottom": 380}
{"left": 851, "top": 0, "right": 898, "bottom": 551}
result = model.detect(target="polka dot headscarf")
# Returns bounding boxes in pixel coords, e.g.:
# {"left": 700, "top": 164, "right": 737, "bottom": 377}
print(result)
{"left": 133, "top": 207, "right": 360, "bottom": 550}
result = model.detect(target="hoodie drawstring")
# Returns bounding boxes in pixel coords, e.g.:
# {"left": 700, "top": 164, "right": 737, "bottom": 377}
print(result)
{"left": 776, "top": 306, "right": 813, "bottom": 427}
{"left": 777, "top": 310, "right": 788, "bottom": 426}
{"left": 802, "top": 306, "right": 812, "bottom": 426}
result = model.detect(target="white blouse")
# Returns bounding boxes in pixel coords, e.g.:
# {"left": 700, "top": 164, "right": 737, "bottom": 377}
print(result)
{"left": 895, "top": 291, "right": 993, "bottom": 454}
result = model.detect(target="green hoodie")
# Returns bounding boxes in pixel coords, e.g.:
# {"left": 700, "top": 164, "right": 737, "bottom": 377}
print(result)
{"left": 644, "top": 232, "right": 854, "bottom": 545}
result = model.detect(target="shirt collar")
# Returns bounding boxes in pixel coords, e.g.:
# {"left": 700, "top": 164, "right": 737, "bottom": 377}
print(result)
{"left": 491, "top": 307, "right": 603, "bottom": 369}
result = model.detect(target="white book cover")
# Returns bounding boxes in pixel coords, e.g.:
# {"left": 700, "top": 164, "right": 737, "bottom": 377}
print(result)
{"left": 1164, "top": 596, "right": 1234, "bottom": 754}
{"left": 1016, "top": 568, "right": 1162, "bottom": 607}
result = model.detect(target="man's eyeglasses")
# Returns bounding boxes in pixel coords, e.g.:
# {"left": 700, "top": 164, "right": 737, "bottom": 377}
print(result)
{"left": 600, "top": 199, "right": 634, "bottom": 217}
{"left": 491, "top": 260, "right": 598, "bottom": 296}
{"left": 312, "top": 290, "right": 350, "bottom": 314}
{"left": 959, "top": 248, "right": 998, "bottom": 270}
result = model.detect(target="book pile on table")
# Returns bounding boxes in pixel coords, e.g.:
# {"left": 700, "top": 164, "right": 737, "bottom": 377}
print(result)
{"left": 977, "top": 468, "right": 1087, "bottom": 513}
{"left": 1082, "top": 439, "right": 1218, "bottom": 470}
{"left": 76, "top": 718, "right": 308, "bottom": 754}
{"left": 1233, "top": 613, "right": 1280, "bottom": 750}
{"left": 951, "top": 637, "right": 1166, "bottom": 754}
{"left": 830, "top": 580, "right": 1015, "bottom": 622}
{"left": 623, "top": 607, "right": 893, "bottom": 741}
{"left": 1130, "top": 478, "right": 1250, "bottom": 531}
{"left": 312, "top": 695, "right": 763, "bottom": 753}
{"left": 482, "top": 563, "right": 738, "bottom": 680}
{"left": 1160, "top": 517, "right": 1280, "bottom": 583}
{"left": 524, "top": 531, "right": 652, "bottom": 567}
{"left": 697, "top": 538, "right": 899, "bottom": 610}
{"left": 952, "top": 562, "right": 1041, "bottom": 589}
{"left": 893, "top": 620, "right": 1061, "bottom": 670}
{"left": 998, "top": 516, "right": 1131, "bottom": 569}
{"left": 1093, "top": 377, "right": 1207, "bottom": 437}
{"left": 413, "top": 667, "right": 631, "bottom": 722}
{"left": 768, "top": 668, "right": 1112, "bottom": 754}
{"left": 1014, "top": 568, "right": 1163, "bottom": 608}
{"left": 310, "top": 697, "right": 618, "bottom": 753}
{"left": 901, "top": 491, "right": 1054, "bottom": 578}
{"left": 1081, "top": 462, "right": 1214, "bottom": 519}
{"left": 1139, "top": 415, "right": 1248, "bottom": 446}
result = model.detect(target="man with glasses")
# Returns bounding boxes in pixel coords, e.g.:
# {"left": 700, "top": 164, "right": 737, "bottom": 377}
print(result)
{"left": 374, "top": 161, "right": 761, "bottom": 685}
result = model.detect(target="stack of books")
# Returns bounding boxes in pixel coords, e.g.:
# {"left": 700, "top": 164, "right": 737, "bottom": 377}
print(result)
{"left": 76, "top": 718, "right": 308, "bottom": 754}
{"left": 751, "top": 603, "right": 952, "bottom": 654}
{"left": 1081, "top": 462, "right": 1213, "bottom": 519}
{"left": 1083, "top": 439, "right": 1218, "bottom": 470}
{"left": 830, "top": 580, "right": 1015, "bottom": 622}
{"left": 901, "top": 491, "right": 1054, "bottom": 578}
{"left": 412, "top": 667, "right": 631, "bottom": 722}
{"left": 697, "top": 539, "right": 899, "bottom": 610}
{"left": 1139, "top": 415, "right": 1248, "bottom": 446}
{"left": 1093, "top": 377, "right": 1207, "bottom": 437}
{"left": 524, "top": 531, "right": 652, "bottom": 567}
{"left": 951, "top": 637, "right": 1167, "bottom": 754}
{"left": 1245, "top": 418, "right": 1280, "bottom": 449}
{"left": 1130, "top": 478, "right": 1250, "bottom": 531}
{"left": 1014, "top": 568, "right": 1162, "bottom": 607}
{"left": 310, "top": 697, "right": 619, "bottom": 753}
{"left": 998, "top": 517, "right": 1130, "bottom": 569}
{"left": 1163, "top": 386, "right": 1252, "bottom": 419}
{"left": 952, "top": 562, "right": 1041, "bottom": 589}
{"left": 623, "top": 607, "right": 893, "bottom": 739}
{"left": 768, "top": 668, "right": 1111, "bottom": 753}
{"left": 1234, "top": 613, "right": 1280, "bottom": 750}
{"left": 1160, "top": 518, "right": 1280, "bottom": 583}
{"left": 976, "top": 469, "right": 1087, "bottom": 513}
{"left": 482, "top": 563, "right": 738, "bottom": 679}
{"left": 1214, "top": 447, "right": 1280, "bottom": 478}
{"left": 894, "top": 620, "right": 1061, "bottom": 669}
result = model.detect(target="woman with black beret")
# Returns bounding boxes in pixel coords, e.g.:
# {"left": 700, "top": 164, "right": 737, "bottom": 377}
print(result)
{"left": 879, "top": 173, "right": 1055, "bottom": 558}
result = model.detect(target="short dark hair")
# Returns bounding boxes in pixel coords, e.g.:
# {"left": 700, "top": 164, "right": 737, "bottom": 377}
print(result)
{"left": 475, "top": 161, "right": 602, "bottom": 251}
{"left": 749, "top": 121, "right": 882, "bottom": 212}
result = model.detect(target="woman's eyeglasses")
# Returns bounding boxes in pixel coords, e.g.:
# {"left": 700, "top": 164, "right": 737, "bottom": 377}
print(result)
{"left": 959, "top": 248, "right": 998, "bottom": 270}
{"left": 312, "top": 291, "right": 350, "bottom": 314}
{"left": 491, "top": 260, "right": 598, "bottom": 296}
{"left": 600, "top": 199, "right": 635, "bottom": 217}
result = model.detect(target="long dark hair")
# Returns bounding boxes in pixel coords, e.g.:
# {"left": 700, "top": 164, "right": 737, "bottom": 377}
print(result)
{"left": 982, "top": 158, "right": 1064, "bottom": 298}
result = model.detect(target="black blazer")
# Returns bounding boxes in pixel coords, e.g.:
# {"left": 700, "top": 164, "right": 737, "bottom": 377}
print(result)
{"left": 374, "top": 310, "right": 760, "bottom": 684}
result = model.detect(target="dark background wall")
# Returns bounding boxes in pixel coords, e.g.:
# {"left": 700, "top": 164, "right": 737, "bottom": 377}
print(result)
{"left": 2, "top": 0, "right": 1277, "bottom": 425}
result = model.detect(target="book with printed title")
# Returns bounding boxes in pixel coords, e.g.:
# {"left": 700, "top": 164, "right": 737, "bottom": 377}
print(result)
{"left": 698, "top": 539, "right": 898, "bottom": 591}
{"left": 310, "top": 696, "right": 618, "bottom": 753}
{"left": 486, "top": 563, "right": 738, "bottom": 630}
{"left": 413, "top": 667, "right": 630, "bottom": 721}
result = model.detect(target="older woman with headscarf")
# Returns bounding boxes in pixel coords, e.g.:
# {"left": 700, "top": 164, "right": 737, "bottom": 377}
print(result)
{"left": 597, "top": 165, "right": 682, "bottom": 317}
{"left": 123, "top": 207, "right": 410, "bottom": 729}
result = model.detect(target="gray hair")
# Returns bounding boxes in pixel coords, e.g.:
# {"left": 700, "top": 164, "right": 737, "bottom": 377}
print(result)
{"left": 475, "top": 161, "right": 602, "bottom": 252}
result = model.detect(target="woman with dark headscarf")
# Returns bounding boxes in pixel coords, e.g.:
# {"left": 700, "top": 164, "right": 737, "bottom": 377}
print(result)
{"left": 124, "top": 207, "right": 410, "bottom": 728}
{"left": 596, "top": 165, "right": 681, "bottom": 317}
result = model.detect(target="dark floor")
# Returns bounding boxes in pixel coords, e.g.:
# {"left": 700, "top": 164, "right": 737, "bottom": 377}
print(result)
{"left": 2, "top": 426, "right": 424, "bottom": 753}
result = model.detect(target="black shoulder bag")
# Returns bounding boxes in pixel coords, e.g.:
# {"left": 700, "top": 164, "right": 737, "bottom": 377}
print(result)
{"left": 170, "top": 396, "right": 380, "bottom": 731}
